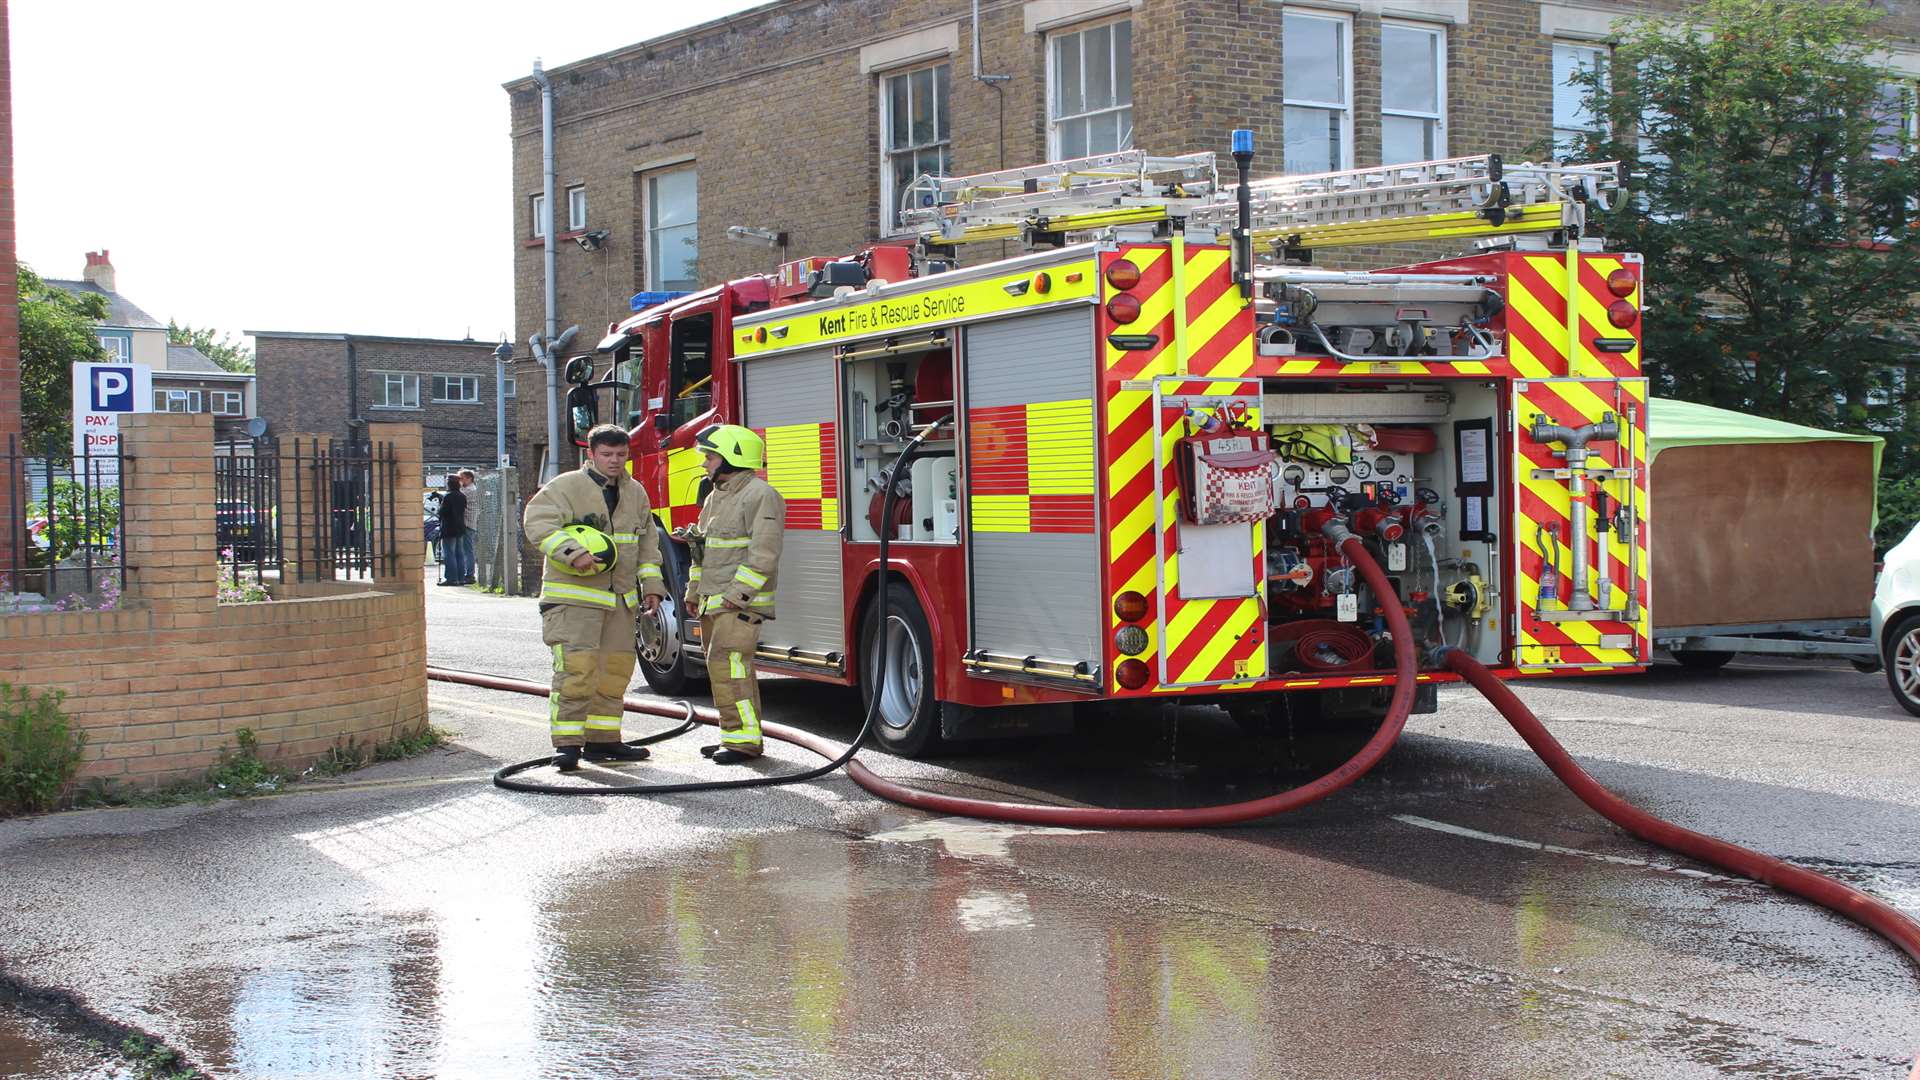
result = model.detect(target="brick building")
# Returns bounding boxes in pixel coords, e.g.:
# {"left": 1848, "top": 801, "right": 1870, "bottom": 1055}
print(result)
{"left": 251, "top": 331, "right": 517, "bottom": 470}
{"left": 503, "top": 0, "right": 1920, "bottom": 493}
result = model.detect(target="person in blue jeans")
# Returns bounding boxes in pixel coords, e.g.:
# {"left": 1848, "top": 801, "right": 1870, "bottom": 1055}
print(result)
{"left": 456, "top": 469, "right": 481, "bottom": 585}
{"left": 436, "top": 476, "right": 470, "bottom": 586}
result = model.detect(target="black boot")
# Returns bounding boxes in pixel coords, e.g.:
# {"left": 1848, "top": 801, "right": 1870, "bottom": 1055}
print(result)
{"left": 708, "top": 748, "right": 760, "bottom": 765}
{"left": 700, "top": 744, "right": 721, "bottom": 758}
{"left": 583, "top": 742, "right": 651, "bottom": 763}
{"left": 552, "top": 747, "right": 582, "bottom": 772}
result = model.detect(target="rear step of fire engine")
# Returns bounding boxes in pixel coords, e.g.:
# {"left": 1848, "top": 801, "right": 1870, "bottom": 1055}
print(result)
{"left": 900, "top": 149, "right": 1622, "bottom": 253}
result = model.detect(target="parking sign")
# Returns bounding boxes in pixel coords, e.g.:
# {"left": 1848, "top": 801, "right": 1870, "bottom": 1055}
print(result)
{"left": 71, "top": 361, "right": 154, "bottom": 458}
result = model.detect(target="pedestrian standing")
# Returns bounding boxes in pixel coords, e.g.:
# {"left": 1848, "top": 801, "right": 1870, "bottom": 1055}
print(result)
{"left": 436, "top": 477, "right": 467, "bottom": 587}
{"left": 680, "top": 423, "right": 784, "bottom": 764}
{"left": 523, "top": 425, "right": 669, "bottom": 772}
{"left": 455, "top": 468, "right": 481, "bottom": 585}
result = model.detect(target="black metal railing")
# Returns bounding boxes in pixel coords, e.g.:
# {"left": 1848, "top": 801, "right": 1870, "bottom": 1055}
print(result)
{"left": 288, "top": 435, "right": 400, "bottom": 582}
{"left": 214, "top": 437, "right": 282, "bottom": 586}
{"left": 3, "top": 433, "right": 126, "bottom": 604}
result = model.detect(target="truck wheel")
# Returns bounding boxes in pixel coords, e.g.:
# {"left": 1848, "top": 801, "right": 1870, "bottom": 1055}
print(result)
{"left": 1882, "top": 612, "right": 1920, "bottom": 717}
{"left": 1670, "top": 648, "right": 1736, "bottom": 670}
{"left": 635, "top": 595, "right": 706, "bottom": 696}
{"left": 859, "top": 588, "right": 940, "bottom": 757}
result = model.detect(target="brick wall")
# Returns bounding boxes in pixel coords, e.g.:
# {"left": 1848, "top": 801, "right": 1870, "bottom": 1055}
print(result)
{"left": 0, "top": 414, "right": 428, "bottom": 790}
{"left": 256, "top": 334, "right": 517, "bottom": 468}
{"left": 0, "top": 0, "right": 18, "bottom": 576}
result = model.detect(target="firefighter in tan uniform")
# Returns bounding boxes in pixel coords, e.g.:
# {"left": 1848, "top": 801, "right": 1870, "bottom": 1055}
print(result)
{"left": 681, "top": 423, "right": 784, "bottom": 764}
{"left": 523, "top": 424, "right": 670, "bottom": 772}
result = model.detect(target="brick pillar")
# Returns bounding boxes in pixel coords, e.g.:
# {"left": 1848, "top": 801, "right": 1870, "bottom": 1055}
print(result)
{"left": 0, "top": 0, "right": 20, "bottom": 578}
{"left": 119, "top": 414, "right": 217, "bottom": 619}
{"left": 368, "top": 421, "right": 424, "bottom": 590}
{"left": 273, "top": 432, "right": 334, "bottom": 588}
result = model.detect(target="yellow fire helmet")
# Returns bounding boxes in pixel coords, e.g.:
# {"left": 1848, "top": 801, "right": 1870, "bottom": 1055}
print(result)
{"left": 550, "top": 523, "right": 617, "bottom": 576}
{"left": 695, "top": 423, "right": 765, "bottom": 471}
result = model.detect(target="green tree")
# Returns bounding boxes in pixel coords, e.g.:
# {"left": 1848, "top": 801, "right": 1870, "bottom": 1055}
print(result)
{"left": 18, "top": 264, "right": 108, "bottom": 452}
{"left": 166, "top": 320, "right": 254, "bottom": 373}
{"left": 1562, "top": 0, "right": 1920, "bottom": 473}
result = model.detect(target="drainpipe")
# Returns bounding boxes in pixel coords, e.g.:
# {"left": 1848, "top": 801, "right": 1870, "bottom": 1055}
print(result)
{"left": 972, "top": 0, "right": 1011, "bottom": 168}
{"left": 345, "top": 337, "right": 359, "bottom": 439}
{"left": 532, "top": 59, "right": 561, "bottom": 481}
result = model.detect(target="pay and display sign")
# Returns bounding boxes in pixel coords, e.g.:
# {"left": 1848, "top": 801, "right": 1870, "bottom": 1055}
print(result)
{"left": 71, "top": 361, "right": 153, "bottom": 458}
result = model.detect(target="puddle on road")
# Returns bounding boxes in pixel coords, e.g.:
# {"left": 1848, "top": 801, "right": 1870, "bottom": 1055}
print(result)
{"left": 114, "top": 820, "right": 1913, "bottom": 1080}
{"left": 0, "top": 1000, "right": 126, "bottom": 1079}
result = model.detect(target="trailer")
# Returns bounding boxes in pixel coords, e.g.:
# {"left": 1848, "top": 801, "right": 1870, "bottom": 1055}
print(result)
{"left": 1648, "top": 397, "right": 1883, "bottom": 669}
{"left": 564, "top": 144, "right": 1655, "bottom": 755}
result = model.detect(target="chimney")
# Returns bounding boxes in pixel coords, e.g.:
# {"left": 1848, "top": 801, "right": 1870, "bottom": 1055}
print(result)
{"left": 83, "top": 250, "right": 115, "bottom": 293}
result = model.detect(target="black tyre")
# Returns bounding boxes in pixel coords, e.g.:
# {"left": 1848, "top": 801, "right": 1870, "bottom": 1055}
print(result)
{"left": 1882, "top": 612, "right": 1920, "bottom": 717}
{"left": 636, "top": 594, "right": 707, "bottom": 696}
{"left": 859, "top": 586, "right": 940, "bottom": 757}
{"left": 1671, "top": 648, "right": 1736, "bottom": 670}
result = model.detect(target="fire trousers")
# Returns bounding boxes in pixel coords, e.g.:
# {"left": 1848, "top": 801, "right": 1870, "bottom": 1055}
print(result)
{"left": 541, "top": 599, "right": 638, "bottom": 748}
{"left": 701, "top": 611, "right": 764, "bottom": 756}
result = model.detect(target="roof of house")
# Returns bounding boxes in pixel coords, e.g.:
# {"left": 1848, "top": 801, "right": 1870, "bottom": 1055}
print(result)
{"left": 165, "top": 343, "right": 225, "bottom": 373}
{"left": 44, "top": 278, "right": 165, "bottom": 329}
{"left": 247, "top": 330, "right": 493, "bottom": 348}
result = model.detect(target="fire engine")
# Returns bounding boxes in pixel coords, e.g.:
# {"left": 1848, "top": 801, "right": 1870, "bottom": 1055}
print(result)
{"left": 565, "top": 136, "right": 1647, "bottom": 757}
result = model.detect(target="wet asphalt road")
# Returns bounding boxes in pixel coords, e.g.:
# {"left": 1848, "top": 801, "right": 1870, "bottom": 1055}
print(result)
{"left": 1, "top": 578, "right": 1917, "bottom": 1078}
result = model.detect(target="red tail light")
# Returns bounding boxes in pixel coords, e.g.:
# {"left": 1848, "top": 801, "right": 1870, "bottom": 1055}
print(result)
{"left": 1606, "top": 268, "right": 1637, "bottom": 297}
{"left": 1106, "top": 294, "right": 1143, "bottom": 324}
{"left": 1113, "top": 590, "right": 1150, "bottom": 623}
{"left": 1116, "top": 658, "right": 1151, "bottom": 690}
{"left": 1105, "top": 260, "right": 1142, "bottom": 290}
{"left": 1607, "top": 300, "right": 1638, "bottom": 329}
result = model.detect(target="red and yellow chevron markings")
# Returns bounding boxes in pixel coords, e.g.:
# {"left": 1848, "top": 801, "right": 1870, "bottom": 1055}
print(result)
{"left": 1506, "top": 253, "right": 1643, "bottom": 381}
{"left": 967, "top": 401, "right": 1096, "bottom": 534}
{"left": 663, "top": 445, "right": 706, "bottom": 531}
{"left": 1513, "top": 377, "right": 1651, "bottom": 671}
{"left": 762, "top": 421, "right": 839, "bottom": 530}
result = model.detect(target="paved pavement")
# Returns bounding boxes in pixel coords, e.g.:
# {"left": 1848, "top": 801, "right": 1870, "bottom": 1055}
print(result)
{"left": 2, "top": 576, "right": 1917, "bottom": 1078}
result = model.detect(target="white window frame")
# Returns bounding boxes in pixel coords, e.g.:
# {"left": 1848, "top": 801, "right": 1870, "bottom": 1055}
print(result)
{"left": 567, "top": 185, "right": 587, "bottom": 231}
{"left": 644, "top": 166, "right": 699, "bottom": 292}
{"left": 1380, "top": 20, "right": 1447, "bottom": 165}
{"left": 1281, "top": 8, "right": 1354, "bottom": 174}
{"left": 1045, "top": 15, "right": 1134, "bottom": 160}
{"left": 530, "top": 193, "right": 547, "bottom": 239}
{"left": 157, "top": 389, "right": 202, "bottom": 414}
{"left": 879, "top": 61, "right": 953, "bottom": 235}
{"left": 98, "top": 334, "right": 129, "bottom": 360}
{"left": 504, "top": 375, "right": 517, "bottom": 398}
{"left": 1873, "top": 78, "right": 1918, "bottom": 162}
{"left": 374, "top": 371, "right": 421, "bottom": 410}
{"left": 1552, "top": 41, "right": 1611, "bottom": 159}
{"left": 431, "top": 374, "right": 482, "bottom": 404}
{"left": 210, "top": 390, "right": 244, "bottom": 416}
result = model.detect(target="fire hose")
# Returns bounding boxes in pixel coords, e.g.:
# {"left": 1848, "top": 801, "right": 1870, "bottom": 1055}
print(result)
{"left": 428, "top": 452, "right": 1920, "bottom": 994}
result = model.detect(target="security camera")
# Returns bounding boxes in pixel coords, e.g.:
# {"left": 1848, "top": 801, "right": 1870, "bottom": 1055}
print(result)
{"left": 576, "top": 228, "right": 611, "bottom": 251}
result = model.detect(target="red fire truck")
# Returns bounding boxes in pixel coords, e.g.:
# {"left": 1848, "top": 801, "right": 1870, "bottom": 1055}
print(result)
{"left": 565, "top": 144, "right": 1647, "bottom": 756}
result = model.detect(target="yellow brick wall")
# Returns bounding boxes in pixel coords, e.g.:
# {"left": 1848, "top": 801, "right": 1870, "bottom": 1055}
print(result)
{"left": 0, "top": 414, "right": 429, "bottom": 790}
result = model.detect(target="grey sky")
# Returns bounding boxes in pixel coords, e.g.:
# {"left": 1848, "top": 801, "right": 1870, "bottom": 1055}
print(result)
{"left": 14, "top": 0, "right": 763, "bottom": 349}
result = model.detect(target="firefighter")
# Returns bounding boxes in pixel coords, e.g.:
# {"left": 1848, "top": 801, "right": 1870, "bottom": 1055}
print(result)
{"left": 523, "top": 424, "right": 670, "bottom": 772}
{"left": 681, "top": 423, "right": 785, "bottom": 764}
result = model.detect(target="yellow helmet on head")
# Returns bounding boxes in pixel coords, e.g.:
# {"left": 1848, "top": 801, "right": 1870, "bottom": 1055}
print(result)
{"left": 695, "top": 423, "right": 765, "bottom": 471}
{"left": 550, "top": 523, "right": 616, "bottom": 576}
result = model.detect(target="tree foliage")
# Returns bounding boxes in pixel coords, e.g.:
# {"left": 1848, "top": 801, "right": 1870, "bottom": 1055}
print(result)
{"left": 1560, "top": 0, "right": 1920, "bottom": 549}
{"left": 166, "top": 320, "right": 254, "bottom": 373}
{"left": 17, "top": 265, "right": 107, "bottom": 452}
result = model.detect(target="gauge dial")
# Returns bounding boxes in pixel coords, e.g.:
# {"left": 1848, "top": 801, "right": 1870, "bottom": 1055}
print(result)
{"left": 1282, "top": 464, "right": 1306, "bottom": 488}
{"left": 1375, "top": 454, "right": 1397, "bottom": 476}
{"left": 1329, "top": 464, "right": 1352, "bottom": 486}
{"left": 1352, "top": 460, "right": 1373, "bottom": 480}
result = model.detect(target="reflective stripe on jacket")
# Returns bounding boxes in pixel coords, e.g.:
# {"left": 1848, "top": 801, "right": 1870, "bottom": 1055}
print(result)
{"left": 688, "top": 470, "right": 784, "bottom": 620}
{"left": 523, "top": 463, "right": 669, "bottom": 611}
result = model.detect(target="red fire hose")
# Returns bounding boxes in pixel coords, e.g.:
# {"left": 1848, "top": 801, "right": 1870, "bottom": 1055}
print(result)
{"left": 1442, "top": 648, "right": 1920, "bottom": 973}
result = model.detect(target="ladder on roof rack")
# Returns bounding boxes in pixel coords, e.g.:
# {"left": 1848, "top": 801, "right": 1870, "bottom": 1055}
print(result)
{"left": 900, "top": 151, "right": 1622, "bottom": 252}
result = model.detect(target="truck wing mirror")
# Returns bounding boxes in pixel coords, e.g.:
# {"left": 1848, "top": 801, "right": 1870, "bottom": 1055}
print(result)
{"left": 566, "top": 385, "right": 598, "bottom": 447}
